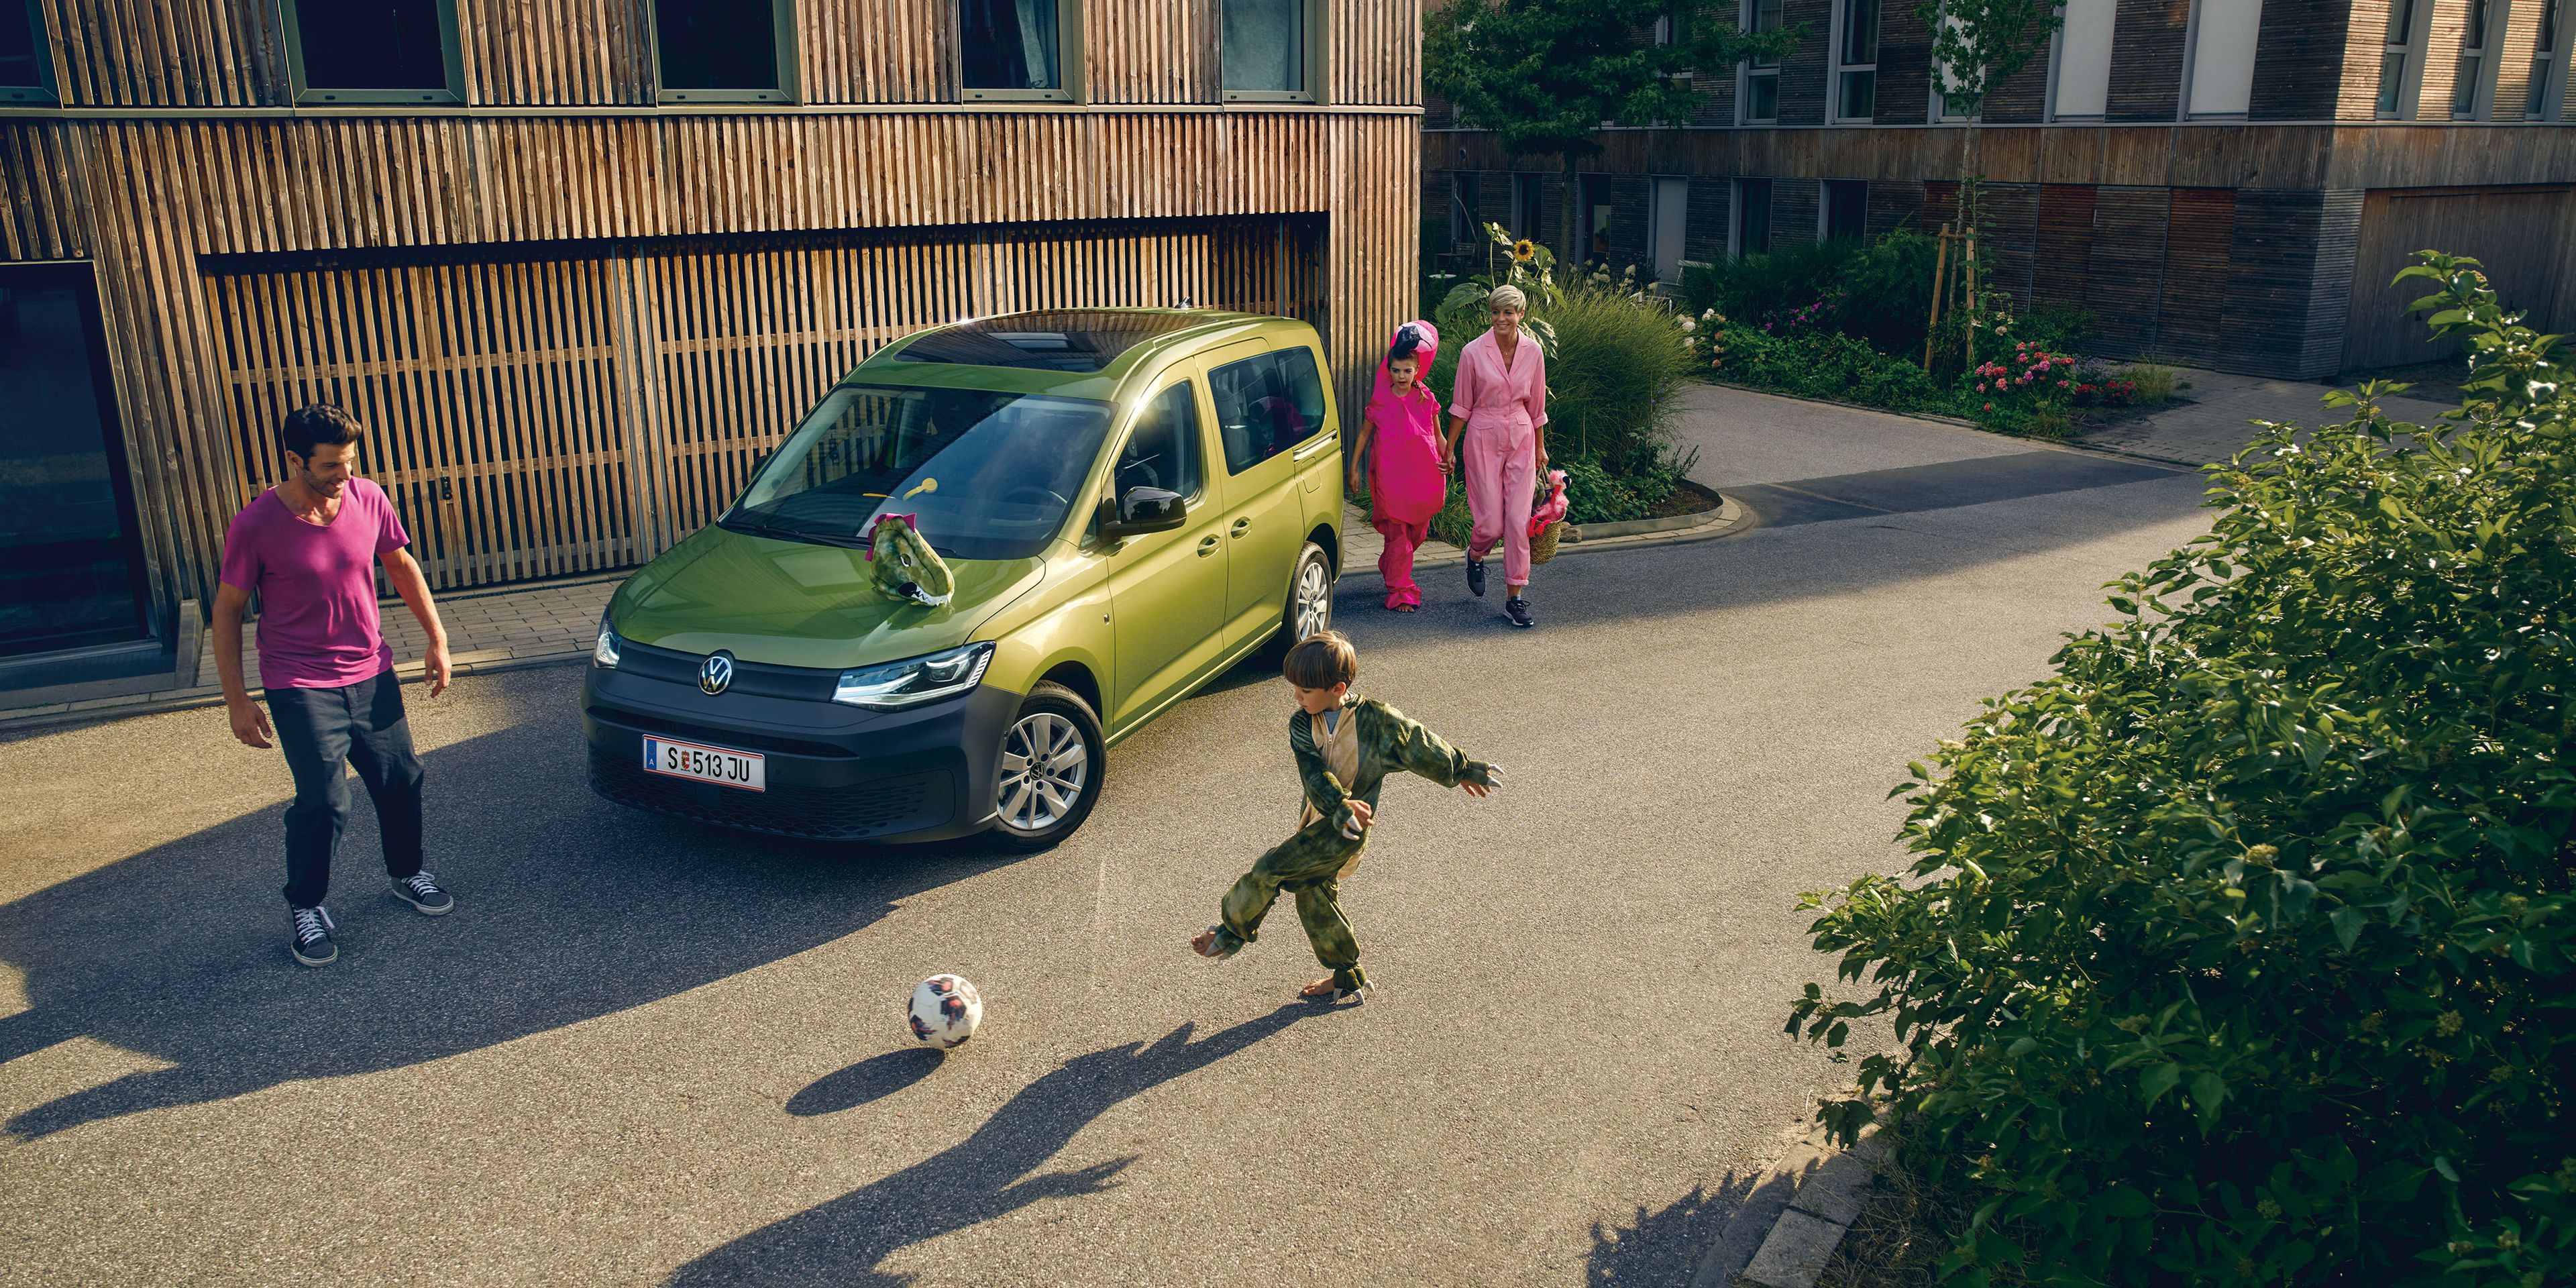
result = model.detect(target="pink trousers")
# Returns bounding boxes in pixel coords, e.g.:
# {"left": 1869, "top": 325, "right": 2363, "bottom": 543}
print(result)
{"left": 1462, "top": 419, "right": 1538, "bottom": 587}
{"left": 1373, "top": 513, "right": 1427, "bottom": 609}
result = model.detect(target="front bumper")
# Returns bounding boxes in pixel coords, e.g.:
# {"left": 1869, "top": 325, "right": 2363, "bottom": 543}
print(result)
{"left": 580, "top": 642, "right": 1018, "bottom": 843}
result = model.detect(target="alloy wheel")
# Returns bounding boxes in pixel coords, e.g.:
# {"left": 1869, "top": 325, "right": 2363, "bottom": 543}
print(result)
{"left": 1291, "top": 555, "right": 1332, "bottom": 641}
{"left": 998, "top": 711, "right": 1090, "bottom": 833}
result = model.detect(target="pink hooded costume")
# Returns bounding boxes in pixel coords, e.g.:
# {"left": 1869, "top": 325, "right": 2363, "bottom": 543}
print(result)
{"left": 1362, "top": 321, "right": 1446, "bottom": 610}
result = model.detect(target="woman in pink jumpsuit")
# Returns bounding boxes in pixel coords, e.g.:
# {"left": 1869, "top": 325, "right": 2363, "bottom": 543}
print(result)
{"left": 1444, "top": 284, "right": 1550, "bottom": 629}
{"left": 1350, "top": 322, "right": 1447, "bottom": 611}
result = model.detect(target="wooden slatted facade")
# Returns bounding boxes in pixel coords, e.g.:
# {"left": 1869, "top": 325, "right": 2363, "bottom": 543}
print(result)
{"left": 0, "top": 2, "right": 1422, "bottom": 638}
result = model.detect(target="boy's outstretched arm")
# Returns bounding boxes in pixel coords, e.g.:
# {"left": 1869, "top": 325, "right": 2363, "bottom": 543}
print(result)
{"left": 1375, "top": 704, "right": 1499, "bottom": 794}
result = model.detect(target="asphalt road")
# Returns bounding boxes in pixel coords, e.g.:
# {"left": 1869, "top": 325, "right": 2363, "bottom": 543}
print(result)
{"left": 0, "top": 386, "right": 2212, "bottom": 1287}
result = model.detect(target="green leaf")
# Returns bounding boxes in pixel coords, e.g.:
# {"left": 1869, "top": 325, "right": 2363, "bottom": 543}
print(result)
{"left": 2331, "top": 905, "right": 2367, "bottom": 951}
{"left": 2139, "top": 1062, "right": 2182, "bottom": 1108}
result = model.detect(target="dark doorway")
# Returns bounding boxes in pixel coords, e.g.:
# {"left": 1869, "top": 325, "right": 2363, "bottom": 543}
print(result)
{"left": 1579, "top": 174, "right": 1615, "bottom": 263}
{"left": 1735, "top": 178, "right": 1774, "bottom": 256}
{"left": 0, "top": 263, "right": 152, "bottom": 659}
{"left": 1825, "top": 180, "right": 1869, "bottom": 241}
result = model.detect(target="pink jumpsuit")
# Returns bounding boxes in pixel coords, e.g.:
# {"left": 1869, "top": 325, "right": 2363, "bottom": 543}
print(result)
{"left": 1364, "top": 322, "right": 1447, "bottom": 610}
{"left": 1449, "top": 329, "right": 1549, "bottom": 588}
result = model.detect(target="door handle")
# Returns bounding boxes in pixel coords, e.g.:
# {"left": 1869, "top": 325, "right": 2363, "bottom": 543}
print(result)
{"left": 1197, "top": 535, "right": 1220, "bottom": 556}
{"left": 1230, "top": 518, "right": 1252, "bottom": 537}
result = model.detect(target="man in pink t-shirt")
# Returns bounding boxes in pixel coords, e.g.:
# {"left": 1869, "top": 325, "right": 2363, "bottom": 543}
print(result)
{"left": 215, "top": 405, "right": 455, "bottom": 967}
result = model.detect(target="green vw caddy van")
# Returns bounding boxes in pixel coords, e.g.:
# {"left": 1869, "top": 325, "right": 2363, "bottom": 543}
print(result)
{"left": 582, "top": 309, "right": 1344, "bottom": 849}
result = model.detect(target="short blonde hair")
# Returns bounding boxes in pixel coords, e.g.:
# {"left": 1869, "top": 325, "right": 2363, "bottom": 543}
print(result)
{"left": 1489, "top": 284, "right": 1527, "bottom": 313}
{"left": 1282, "top": 630, "right": 1358, "bottom": 690}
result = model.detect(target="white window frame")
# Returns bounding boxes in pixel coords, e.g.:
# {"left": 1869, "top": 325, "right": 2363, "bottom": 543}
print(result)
{"left": 1740, "top": 0, "right": 1784, "bottom": 123}
{"left": 960, "top": 0, "right": 1085, "bottom": 103}
{"left": 650, "top": 0, "right": 799, "bottom": 104}
{"left": 1829, "top": 0, "right": 1880, "bottom": 121}
{"left": 2377, "top": 0, "right": 2436, "bottom": 119}
{"left": 1221, "top": 0, "right": 1324, "bottom": 103}
{"left": 2451, "top": 0, "right": 2503, "bottom": 118}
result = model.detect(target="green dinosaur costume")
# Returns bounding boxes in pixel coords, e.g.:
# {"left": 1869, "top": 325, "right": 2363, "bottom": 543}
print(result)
{"left": 867, "top": 513, "right": 954, "bottom": 606}
{"left": 1208, "top": 696, "right": 1495, "bottom": 992}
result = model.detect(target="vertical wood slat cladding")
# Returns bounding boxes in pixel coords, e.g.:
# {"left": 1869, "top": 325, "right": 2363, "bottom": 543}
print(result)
{"left": 1872, "top": 0, "right": 1933, "bottom": 125}
{"left": 1977, "top": 182, "right": 2042, "bottom": 306}
{"left": 1772, "top": 178, "right": 1819, "bottom": 246}
{"left": 461, "top": 0, "right": 653, "bottom": 107}
{"left": 1332, "top": 0, "right": 1421, "bottom": 105}
{"left": 1864, "top": 179, "right": 1922, "bottom": 236}
{"left": 2251, "top": 0, "right": 2355, "bottom": 120}
{"left": 2087, "top": 186, "right": 2173, "bottom": 358}
{"left": 2491, "top": 0, "right": 2547, "bottom": 119}
{"left": 2418, "top": 0, "right": 2474, "bottom": 117}
{"left": 1090, "top": 0, "right": 1214, "bottom": 103}
{"left": 1982, "top": 16, "right": 2056, "bottom": 125}
{"left": 2108, "top": 0, "right": 2192, "bottom": 121}
{"left": 2158, "top": 187, "right": 2239, "bottom": 363}
{"left": 2344, "top": 186, "right": 2574, "bottom": 367}
{"left": 2218, "top": 190, "right": 2343, "bottom": 375}
{"left": 798, "top": 0, "right": 955, "bottom": 103}
{"left": 44, "top": 0, "right": 278, "bottom": 107}
{"left": 0, "top": 121, "right": 91, "bottom": 260}
{"left": 2343, "top": 0, "right": 2399, "bottom": 118}
{"left": 2031, "top": 184, "right": 2098, "bottom": 308}
{"left": 1686, "top": 176, "right": 1731, "bottom": 262}
{"left": 1779, "top": 0, "right": 1833, "bottom": 125}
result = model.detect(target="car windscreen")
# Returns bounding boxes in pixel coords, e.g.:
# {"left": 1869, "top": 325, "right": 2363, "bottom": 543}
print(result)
{"left": 723, "top": 384, "right": 1113, "bottom": 562}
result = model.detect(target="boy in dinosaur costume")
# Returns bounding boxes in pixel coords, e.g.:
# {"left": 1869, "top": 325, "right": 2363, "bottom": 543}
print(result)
{"left": 1189, "top": 631, "right": 1501, "bottom": 1002}
{"left": 866, "top": 511, "right": 953, "bottom": 607}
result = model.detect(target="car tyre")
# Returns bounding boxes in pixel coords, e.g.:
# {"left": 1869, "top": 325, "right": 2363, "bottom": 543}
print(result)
{"left": 1260, "top": 541, "right": 1337, "bottom": 665}
{"left": 986, "top": 680, "right": 1106, "bottom": 852}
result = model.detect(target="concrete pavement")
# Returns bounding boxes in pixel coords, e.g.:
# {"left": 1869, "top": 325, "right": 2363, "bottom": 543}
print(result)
{"left": 0, "top": 387, "right": 2212, "bottom": 1287}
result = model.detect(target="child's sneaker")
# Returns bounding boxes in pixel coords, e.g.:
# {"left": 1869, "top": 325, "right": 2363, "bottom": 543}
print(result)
{"left": 1466, "top": 557, "right": 1487, "bottom": 598}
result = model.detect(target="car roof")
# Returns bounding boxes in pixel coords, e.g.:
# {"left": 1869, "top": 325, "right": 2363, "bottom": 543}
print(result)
{"left": 844, "top": 309, "right": 1312, "bottom": 400}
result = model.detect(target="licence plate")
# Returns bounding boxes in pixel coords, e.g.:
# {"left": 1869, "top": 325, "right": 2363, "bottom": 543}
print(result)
{"left": 641, "top": 737, "right": 765, "bottom": 792}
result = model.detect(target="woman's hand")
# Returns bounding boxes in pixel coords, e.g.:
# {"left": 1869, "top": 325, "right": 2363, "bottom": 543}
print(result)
{"left": 1535, "top": 442, "right": 1550, "bottom": 475}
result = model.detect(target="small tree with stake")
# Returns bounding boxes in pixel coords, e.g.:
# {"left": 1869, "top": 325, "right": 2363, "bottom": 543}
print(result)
{"left": 1920, "top": 0, "right": 2063, "bottom": 356}
{"left": 1426, "top": 0, "right": 1796, "bottom": 264}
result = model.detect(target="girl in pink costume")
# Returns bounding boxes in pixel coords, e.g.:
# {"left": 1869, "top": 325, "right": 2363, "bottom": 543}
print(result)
{"left": 1348, "top": 321, "right": 1447, "bottom": 612}
{"left": 1444, "top": 285, "right": 1550, "bottom": 629}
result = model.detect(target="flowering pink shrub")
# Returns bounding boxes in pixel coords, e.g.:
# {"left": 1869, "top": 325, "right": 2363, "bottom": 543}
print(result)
{"left": 1970, "top": 342, "right": 2142, "bottom": 415}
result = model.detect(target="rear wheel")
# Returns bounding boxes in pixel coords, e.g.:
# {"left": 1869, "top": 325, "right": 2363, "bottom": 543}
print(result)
{"left": 986, "top": 681, "right": 1105, "bottom": 851}
{"left": 1260, "top": 541, "right": 1336, "bottom": 663}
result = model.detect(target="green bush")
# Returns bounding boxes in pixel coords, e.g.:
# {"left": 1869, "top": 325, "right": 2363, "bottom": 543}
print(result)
{"left": 1680, "top": 238, "right": 1862, "bottom": 324}
{"left": 1717, "top": 322, "right": 1962, "bottom": 417}
{"left": 1786, "top": 251, "right": 2576, "bottom": 1287}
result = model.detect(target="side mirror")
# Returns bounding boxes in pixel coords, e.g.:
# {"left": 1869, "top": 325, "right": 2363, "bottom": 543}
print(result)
{"left": 1101, "top": 486, "right": 1187, "bottom": 539}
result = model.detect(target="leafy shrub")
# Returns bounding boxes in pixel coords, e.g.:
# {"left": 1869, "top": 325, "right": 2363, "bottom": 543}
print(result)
{"left": 1786, "top": 252, "right": 2576, "bottom": 1287}
{"left": 1681, "top": 237, "right": 1864, "bottom": 324}
{"left": 1717, "top": 321, "right": 1961, "bottom": 416}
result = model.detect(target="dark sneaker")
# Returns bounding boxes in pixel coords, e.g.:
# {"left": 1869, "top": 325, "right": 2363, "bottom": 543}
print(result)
{"left": 392, "top": 871, "right": 453, "bottom": 916}
{"left": 289, "top": 905, "right": 337, "bottom": 967}
{"left": 1466, "top": 558, "right": 1487, "bottom": 598}
{"left": 1505, "top": 596, "right": 1534, "bottom": 629}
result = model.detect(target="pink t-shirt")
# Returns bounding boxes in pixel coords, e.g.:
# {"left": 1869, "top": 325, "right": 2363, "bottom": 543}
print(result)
{"left": 219, "top": 478, "right": 409, "bottom": 689}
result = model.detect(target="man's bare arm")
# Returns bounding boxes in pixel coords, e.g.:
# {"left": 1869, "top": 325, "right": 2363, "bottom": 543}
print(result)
{"left": 381, "top": 547, "right": 453, "bottom": 697}
{"left": 212, "top": 583, "right": 272, "bottom": 749}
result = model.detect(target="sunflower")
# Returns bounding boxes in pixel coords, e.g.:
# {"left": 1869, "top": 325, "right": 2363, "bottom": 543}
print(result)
{"left": 1511, "top": 239, "right": 1537, "bottom": 263}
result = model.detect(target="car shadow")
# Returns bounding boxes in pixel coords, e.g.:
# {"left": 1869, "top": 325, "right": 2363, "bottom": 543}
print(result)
{"left": 0, "top": 688, "right": 1024, "bottom": 1140}
{"left": 667, "top": 1003, "right": 1320, "bottom": 1287}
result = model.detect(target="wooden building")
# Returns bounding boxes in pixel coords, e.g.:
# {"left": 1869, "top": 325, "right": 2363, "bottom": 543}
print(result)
{"left": 1426, "top": 0, "right": 2576, "bottom": 380}
{"left": 0, "top": 0, "right": 1421, "bottom": 686}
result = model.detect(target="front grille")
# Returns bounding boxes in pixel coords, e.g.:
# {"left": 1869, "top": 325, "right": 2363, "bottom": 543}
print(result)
{"left": 589, "top": 750, "right": 953, "bottom": 841}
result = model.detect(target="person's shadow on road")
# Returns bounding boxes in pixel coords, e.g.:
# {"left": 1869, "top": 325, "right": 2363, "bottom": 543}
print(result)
{"left": 0, "top": 672, "right": 1022, "bottom": 1140}
{"left": 668, "top": 1004, "right": 1318, "bottom": 1287}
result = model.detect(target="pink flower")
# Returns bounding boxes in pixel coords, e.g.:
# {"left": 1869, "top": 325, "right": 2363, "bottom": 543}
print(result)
{"left": 1983, "top": 402, "right": 1994, "bottom": 411}
{"left": 1976, "top": 382, "right": 1986, "bottom": 392}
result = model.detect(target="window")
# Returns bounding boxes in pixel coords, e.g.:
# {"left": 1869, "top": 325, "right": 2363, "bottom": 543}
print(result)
{"left": 1578, "top": 175, "right": 1615, "bottom": 264}
{"left": 1743, "top": 0, "right": 1784, "bottom": 121}
{"left": 2, "top": 0, "right": 56, "bottom": 104}
{"left": 2534, "top": 0, "right": 2566, "bottom": 117}
{"left": 1510, "top": 174, "right": 1544, "bottom": 242}
{"left": 2453, "top": 0, "right": 2493, "bottom": 117}
{"left": 1931, "top": 4, "right": 1976, "bottom": 119}
{"left": 1823, "top": 180, "right": 1867, "bottom": 241}
{"left": 281, "top": 0, "right": 462, "bottom": 104}
{"left": 654, "top": 0, "right": 794, "bottom": 102}
{"left": 1733, "top": 178, "right": 1772, "bottom": 257}
{"left": 2379, "top": 0, "right": 2422, "bottom": 117}
{"left": 1210, "top": 347, "right": 1326, "bottom": 476}
{"left": 1114, "top": 383, "right": 1205, "bottom": 504}
{"left": 1223, "top": 0, "right": 1313, "bottom": 99}
{"left": 2049, "top": 0, "right": 2116, "bottom": 117}
{"left": 0, "top": 264, "right": 155, "bottom": 657}
{"left": 2184, "top": 0, "right": 2261, "bottom": 117}
{"left": 962, "top": 0, "right": 1076, "bottom": 100}
{"left": 1835, "top": 0, "right": 1880, "bottom": 119}
{"left": 1652, "top": 178, "right": 1691, "bottom": 280}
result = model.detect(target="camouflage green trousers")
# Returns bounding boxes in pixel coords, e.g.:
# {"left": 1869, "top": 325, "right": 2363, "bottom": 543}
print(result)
{"left": 1210, "top": 818, "right": 1369, "bottom": 991}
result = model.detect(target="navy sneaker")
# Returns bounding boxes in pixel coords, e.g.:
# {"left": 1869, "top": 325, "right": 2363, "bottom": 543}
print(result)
{"left": 1467, "top": 558, "right": 1487, "bottom": 598}
{"left": 289, "top": 904, "right": 337, "bottom": 967}
{"left": 392, "top": 871, "right": 453, "bottom": 916}
{"left": 1505, "top": 596, "right": 1534, "bottom": 629}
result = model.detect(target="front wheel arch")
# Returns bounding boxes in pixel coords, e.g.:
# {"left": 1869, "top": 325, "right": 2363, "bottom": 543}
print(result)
{"left": 984, "top": 680, "right": 1106, "bottom": 853}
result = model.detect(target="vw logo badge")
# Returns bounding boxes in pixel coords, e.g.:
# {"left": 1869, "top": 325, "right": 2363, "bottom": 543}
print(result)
{"left": 698, "top": 651, "right": 735, "bottom": 696}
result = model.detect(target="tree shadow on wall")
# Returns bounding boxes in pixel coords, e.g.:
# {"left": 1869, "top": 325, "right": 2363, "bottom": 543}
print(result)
{"left": 666, "top": 1004, "right": 1320, "bottom": 1287}
{"left": 0, "top": 678, "right": 1021, "bottom": 1140}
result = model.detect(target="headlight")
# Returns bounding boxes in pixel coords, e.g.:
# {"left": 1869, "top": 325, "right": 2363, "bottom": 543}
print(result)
{"left": 593, "top": 614, "right": 623, "bottom": 669}
{"left": 833, "top": 642, "right": 993, "bottom": 710}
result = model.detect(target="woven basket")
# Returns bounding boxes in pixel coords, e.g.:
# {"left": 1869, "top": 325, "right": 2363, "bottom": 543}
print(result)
{"left": 1528, "top": 519, "right": 1567, "bottom": 565}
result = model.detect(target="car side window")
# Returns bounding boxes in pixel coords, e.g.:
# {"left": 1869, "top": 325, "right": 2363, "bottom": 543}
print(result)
{"left": 1210, "top": 347, "right": 1327, "bottom": 476}
{"left": 1113, "top": 381, "right": 1205, "bottom": 504}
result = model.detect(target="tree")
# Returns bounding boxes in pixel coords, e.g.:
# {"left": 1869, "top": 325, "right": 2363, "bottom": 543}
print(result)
{"left": 1918, "top": 0, "right": 2062, "bottom": 347}
{"left": 1425, "top": 0, "right": 1795, "bottom": 262}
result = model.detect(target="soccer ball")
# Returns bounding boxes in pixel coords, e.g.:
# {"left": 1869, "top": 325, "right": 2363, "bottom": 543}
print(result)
{"left": 907, "top": 973, "right": 982, "bottom": 1049}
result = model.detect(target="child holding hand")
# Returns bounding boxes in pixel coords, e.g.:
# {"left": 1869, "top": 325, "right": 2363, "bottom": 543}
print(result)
{"left": 1189, "top": 631, "right": 1500, "bottom": 1002}
{"left": 1347, "top": 322, "right": 1447, "bottom": 612}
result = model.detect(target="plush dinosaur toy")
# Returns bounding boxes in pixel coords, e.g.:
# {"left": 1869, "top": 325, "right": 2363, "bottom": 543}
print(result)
{"left": 866, "top": 512, "right": 954, "bottom": 607}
